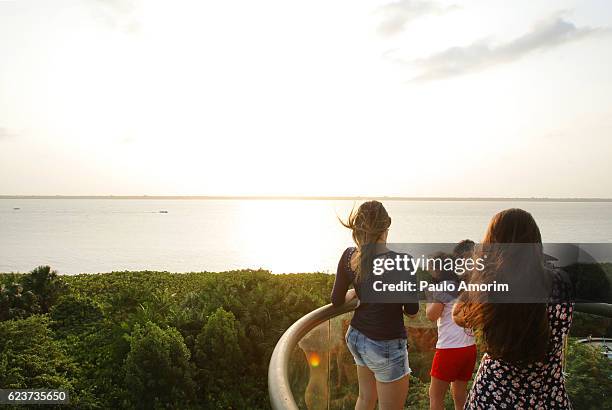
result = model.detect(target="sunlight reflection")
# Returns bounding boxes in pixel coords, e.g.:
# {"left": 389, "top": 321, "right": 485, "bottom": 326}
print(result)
{"left": 233, "top": 200, "right": 354, "bottom": 273}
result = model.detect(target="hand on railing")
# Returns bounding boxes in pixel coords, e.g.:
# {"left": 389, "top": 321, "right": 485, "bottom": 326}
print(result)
{"left": 345, "top": 288, "right": 360, "bottom": 308}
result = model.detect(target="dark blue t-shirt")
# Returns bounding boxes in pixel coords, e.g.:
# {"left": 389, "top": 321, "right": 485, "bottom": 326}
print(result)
{"left": 331, "top": 247, "right": 419, "bottom": 340}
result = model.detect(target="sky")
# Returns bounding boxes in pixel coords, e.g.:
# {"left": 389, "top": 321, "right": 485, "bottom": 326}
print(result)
{"left": 0, "top": 0, "right": 611, "bottom": 197}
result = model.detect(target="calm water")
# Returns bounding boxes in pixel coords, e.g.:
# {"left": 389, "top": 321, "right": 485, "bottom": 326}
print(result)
{"left": 1, "top": 199, "right": 612, "bottom": 275}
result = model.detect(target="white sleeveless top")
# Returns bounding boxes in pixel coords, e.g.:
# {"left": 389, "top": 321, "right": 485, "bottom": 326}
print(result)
{"left": 433, "top": 280, "right": 475, "bottom": 349}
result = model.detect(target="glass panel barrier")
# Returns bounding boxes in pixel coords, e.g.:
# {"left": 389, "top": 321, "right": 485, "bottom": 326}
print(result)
{"left": 327, "top": 312, "right": 358, "bottom": 409}
{"left": 288, "top": 305, "right": 443, "bottom": 409}
{"left": 290, "top": 320, "right": 331, "bottom": 410}
{"left": 283, "top": 303, "right": 612, "bottom": 410}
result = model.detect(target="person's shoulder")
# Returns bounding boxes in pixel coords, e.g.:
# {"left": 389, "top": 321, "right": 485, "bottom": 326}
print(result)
{"left": 342, "top": 246, "right": 357, "bottom": 258}
{"left": 339, "top": 247, "right": 357, "bottom": 272}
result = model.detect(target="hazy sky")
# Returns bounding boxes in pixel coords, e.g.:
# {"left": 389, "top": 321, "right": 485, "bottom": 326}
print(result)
{"left": 1, "top": 0, "right": 611, "bottom": 197}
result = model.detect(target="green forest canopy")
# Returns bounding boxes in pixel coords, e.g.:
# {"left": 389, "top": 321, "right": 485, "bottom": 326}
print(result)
{"left": 1, "top": 267, "right": 610, "bottom": 409}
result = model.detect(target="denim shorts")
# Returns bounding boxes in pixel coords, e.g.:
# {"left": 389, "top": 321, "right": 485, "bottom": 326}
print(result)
{"left": 345, "top": 326, "right": 411, "bottom": 383}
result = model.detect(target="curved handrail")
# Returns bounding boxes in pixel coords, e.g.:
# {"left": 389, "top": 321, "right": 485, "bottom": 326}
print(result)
{"left": 574, "top": 303, "right": 612, "bottom": 317}
{"left": 268, "top": 301, "right": 612, "bottom": 410}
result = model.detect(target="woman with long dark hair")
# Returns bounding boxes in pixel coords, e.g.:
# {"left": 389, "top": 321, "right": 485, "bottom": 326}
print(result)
{"left": 453, "top": 208, "right": 574, "bottom": 409}
{"left": 331, "top": 201, "right": 419, "bottom": 410}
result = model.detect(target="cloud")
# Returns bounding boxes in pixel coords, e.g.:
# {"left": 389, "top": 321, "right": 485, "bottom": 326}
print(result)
{"left": 376, "top": 0, "right": 459, "bottom": 37}
{"left": 91, "top": 0, "right": 141, "bottom": 34}
{"left": 0, "top": 127, "right": 18, "bottom": 140}
{"left": 118, "top": 135, "right": 137, "bottom": 144}
{"left": 404, "top": 16, "right": 610, "bottom": 82}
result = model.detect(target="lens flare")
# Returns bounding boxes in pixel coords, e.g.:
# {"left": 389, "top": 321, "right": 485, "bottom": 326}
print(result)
{"left": 308, "top": 352, "right": 321, "bottom": 368}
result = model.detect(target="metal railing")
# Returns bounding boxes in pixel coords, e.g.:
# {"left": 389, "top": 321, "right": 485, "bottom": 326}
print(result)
{"left": 268, "top": 302, "right": 612, "bottom": 410}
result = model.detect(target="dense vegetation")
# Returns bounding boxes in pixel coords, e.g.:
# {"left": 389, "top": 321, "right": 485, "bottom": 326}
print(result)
{"left": 1, "top": 266, "right": 611, "bottom": 409}
{"left": 1, "top": 267, "right": 332, "bottom": 409}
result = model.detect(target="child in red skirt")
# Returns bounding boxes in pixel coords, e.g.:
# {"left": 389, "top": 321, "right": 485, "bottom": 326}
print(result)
{"left": 426, "top": 252, "right": 476, "bottom": 410}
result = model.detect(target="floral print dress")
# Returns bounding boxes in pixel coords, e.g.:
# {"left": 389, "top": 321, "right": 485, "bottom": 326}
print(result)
{"left": 465, "top": 270, "right": 574, "bottom": 409}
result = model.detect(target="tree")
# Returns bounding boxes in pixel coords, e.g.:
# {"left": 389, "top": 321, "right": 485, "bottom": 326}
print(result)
{"left": 0, "top": 282, "right": 39, "bottom": 320}
{"left": 50, "top": 294, "right": 104, "bottom": 336}
{"left": 21, "top": 265, "right": 66, "bottom": 313}
{"left": 565, "top": 340, "right": 612, "bottom": 410}
{"left": 0, "top": 315, "right": 74, "bottom": 389}
{"left": 124, "top": 321, "right": 195, "bottom": 409}
{"left": 195, "top": 307, "right": 245, "bottom": 408}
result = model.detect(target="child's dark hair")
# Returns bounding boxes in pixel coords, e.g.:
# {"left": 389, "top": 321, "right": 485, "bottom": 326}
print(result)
{"left": 453, "top": 239, "right": 475, "bottom": 258}
{"left": 429, "top": 252, "right": 459, "bottom": 284}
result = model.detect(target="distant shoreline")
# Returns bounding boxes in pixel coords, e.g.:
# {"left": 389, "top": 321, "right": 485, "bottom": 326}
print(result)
{"left": 1, "top": 195, "right": 612, "bottom": 202}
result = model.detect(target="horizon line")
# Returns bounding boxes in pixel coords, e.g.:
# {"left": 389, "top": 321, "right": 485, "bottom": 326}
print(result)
{"left": 1, "top": 195, "right": 612, "bottom": 202}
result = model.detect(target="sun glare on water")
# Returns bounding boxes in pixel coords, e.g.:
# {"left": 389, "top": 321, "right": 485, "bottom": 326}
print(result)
{"left": 232, "top": 200, "right": 354, "bottom": 273}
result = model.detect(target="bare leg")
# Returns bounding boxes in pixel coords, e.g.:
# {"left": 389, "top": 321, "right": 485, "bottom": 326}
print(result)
{"left": 376, "top": 374, "right": 409, "bottom": 410}
{"left": 450, "top": 380, "right": 469, "bottom": 410}
{"left": 355, "top": 365, "right": 377, "bottom": 410}
{"left": 429, "top": 376, "right": 450, "bottom": 410}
